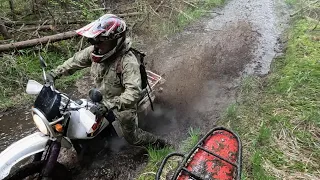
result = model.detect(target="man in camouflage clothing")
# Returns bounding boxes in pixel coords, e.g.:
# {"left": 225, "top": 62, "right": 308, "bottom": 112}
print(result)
{"left": 47, "top": 14, "right": 169, "bottom": 148}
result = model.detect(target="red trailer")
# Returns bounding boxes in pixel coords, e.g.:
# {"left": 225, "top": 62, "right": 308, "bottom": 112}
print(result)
{"left": 156, "top": 127, "right": 242, "bottom": 180}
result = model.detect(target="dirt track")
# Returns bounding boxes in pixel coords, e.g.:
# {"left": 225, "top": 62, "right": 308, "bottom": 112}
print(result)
{"left": 0, "top": 0, "right": 290, "bottom": 179}
{"left": 141, "top": 0, "right": 289, "bottom": 148}
{"left": 71, "top": 0, "right": 289, "bottom": 179}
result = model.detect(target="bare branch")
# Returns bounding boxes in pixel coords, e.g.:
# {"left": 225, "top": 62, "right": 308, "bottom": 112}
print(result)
{"left": 4, "top": 20, "right": 90, "bottom": 26}
{"left": 4, "top": 12, "right": 143, "bottom": 27}
{"left": 0, "top": 31, "right": 77, "bottom": 52}
{"left": 183, "top": 1, "right": 198, "bottom": 8}
{"left": 290, "top": 0, "right": 319, "bottom": 17}
{"left": 8, "top": 25, "right": 54, "bottom": 32}
{"left": 161, "top": 5, "right": 193, "bottom": 20}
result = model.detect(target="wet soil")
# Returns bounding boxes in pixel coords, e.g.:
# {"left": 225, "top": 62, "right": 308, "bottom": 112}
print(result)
{"left": 0, "top": 0, "right": 290, "bottom": 179}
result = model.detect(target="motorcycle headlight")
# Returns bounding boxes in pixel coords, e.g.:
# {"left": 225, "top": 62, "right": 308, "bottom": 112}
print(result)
{"left": 33, "top": 114, "right": 49, "bottom": 135}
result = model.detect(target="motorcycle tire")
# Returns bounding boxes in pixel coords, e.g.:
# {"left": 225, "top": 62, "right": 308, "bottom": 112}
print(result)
{"left": 3, "top": 160, "right": 71, "bottom": 180}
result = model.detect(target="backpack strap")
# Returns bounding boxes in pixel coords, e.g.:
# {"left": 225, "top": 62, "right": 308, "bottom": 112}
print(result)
{"left": 130, "top": 48, "right": 146, "bottom": 62}
{"left": 115, "top": 56, "right": 123, "bottom": 74}
{"left": 115, "top": 48, "right": 143, "bottom": 82}
{"left": 115, "top": 56, "right": 123, "bottom": 86}
{"left": 129, "top": 48, "right": 154, "bottom": 111}
{"left": 115, "top": 48, "right": 154, "bottom": 111}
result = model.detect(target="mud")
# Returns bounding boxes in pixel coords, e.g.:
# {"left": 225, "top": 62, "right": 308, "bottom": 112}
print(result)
{"left": 0, "top": 107, "right": 35, "bottom": 152}
{"left": 0, "top": 0, "right": 290, "bottom": 179}
{"left": 73, "top": 145, "right": 148, "bottom": 180}
{"left": 148, "top": 21, "right": 257, "bottom": 129}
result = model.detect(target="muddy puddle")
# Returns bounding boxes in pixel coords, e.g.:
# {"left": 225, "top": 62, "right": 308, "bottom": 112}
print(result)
{"left": 0, "top": 108, "right": 35, "bottom": 152}
{"left": 0, "top": 0, "right": 290, "bottom": 179}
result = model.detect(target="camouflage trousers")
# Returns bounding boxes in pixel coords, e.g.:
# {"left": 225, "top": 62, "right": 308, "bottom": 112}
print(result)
{"left": 113, "top": 108, "right": 158, "bottom": 146}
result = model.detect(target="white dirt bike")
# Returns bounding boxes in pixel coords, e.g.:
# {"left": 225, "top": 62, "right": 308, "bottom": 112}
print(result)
{"left": 0, "top": 56, "right": 163, "bottom": 180}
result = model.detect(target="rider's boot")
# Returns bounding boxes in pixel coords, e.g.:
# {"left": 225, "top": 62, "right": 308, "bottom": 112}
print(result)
{"left": 152, "top": 138, "right": 173, "bottom": 149}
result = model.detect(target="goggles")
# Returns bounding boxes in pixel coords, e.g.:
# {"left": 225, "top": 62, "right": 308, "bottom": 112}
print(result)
{"left": 88, "top": 38, "right": 105, "bottom": 45}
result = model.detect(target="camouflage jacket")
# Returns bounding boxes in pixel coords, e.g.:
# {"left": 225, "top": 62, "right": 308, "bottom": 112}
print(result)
{"left": 51, "top": 39, "right": 142, "bottom": 110}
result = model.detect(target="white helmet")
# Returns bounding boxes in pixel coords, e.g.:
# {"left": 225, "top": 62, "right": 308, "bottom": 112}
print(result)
{"left": 76, "top": 14, "right": 127, "bottom": 63}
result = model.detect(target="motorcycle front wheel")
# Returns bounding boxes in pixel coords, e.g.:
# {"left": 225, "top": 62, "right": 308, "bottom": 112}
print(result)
{"left": 3, "top": 160, "right": 71, "bottom": 180}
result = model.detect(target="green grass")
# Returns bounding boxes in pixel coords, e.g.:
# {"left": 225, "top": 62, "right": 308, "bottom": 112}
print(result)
{"left": 137, "top": 147, "right": 174, "bottom": 179}
{"left": 220, "top": 18, "right": 320, "bottom": 179}
{"left": 179, "top": 127, "right": 201, "bottom": 153}
{"left": 138, "top": 127, "right": 200, "bottom": 180}
{"left": 151, "top": 0, "right": 225, "bottom": 38}
{"left": 285, "top": 0, "right": 298, "bottom": 5}
{"left": 175, "top": 0, "right": 224, "bottom": 28}
{"left": 0, "top": 38, "right": 87, "bottom": 110}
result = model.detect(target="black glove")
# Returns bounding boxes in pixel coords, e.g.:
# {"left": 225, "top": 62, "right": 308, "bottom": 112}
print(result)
{"left": 46, "top": 72, "right": 56, "bottom": 84}
{"left": 90, "top": 103, "right": 107, "bottom": 117}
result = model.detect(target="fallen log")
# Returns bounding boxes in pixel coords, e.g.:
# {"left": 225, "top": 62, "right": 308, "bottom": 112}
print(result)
{"left": 9, "top": 25, "right": 55, "bottom": 32}
{"left": 0, "top": 31, "right": 77, "bottom": 52}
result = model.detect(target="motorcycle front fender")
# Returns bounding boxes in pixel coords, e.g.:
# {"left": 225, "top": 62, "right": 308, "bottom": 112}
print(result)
{"left": 0, "top": 132, "right": 49, "bottom": 179}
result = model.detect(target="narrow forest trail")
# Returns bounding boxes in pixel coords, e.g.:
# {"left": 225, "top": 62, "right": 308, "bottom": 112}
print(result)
{"left": 0, "top": 0, "right": 290, "bottom": 179}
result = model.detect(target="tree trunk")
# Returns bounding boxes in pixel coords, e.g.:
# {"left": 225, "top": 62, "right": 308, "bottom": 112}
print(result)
{"left": 32, "top": 0, "right": 36, "bottom": 14}
{"left": 0, "top": 20, "right": 11, "bottom": 39}
{"left": 0, "top": 31, "right": 77, "bottom": 52}
{"left": 9, "top": 0, "right": 17, "bottom": 21}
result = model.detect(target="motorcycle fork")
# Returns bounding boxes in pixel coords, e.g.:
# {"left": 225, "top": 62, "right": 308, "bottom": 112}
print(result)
{"left": 39, "top": 140, "right": 61, "bottom": 178}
